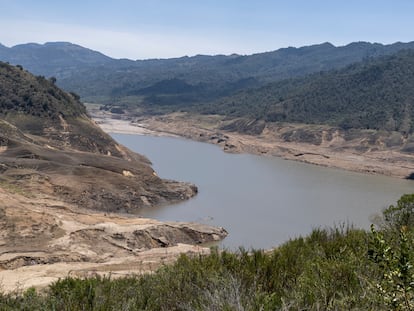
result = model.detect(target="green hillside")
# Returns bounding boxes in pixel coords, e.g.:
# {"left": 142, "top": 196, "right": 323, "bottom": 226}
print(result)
{"left": 59, "top": 41, "right": 414, "bottom": 105}
{"left": 2, "top": 42, "right": 414, "bottom": 134}
{"left": 0, "top": 62, "right": 85, "bottom": 119}
{"left": 0, "top": 62, "right": 196, "bottom": 212}
{"left": 2, "top": 41, "right": 414, "bottom": 105}
{"left": 200, "top": 50, "right": 414, "bottom": 133}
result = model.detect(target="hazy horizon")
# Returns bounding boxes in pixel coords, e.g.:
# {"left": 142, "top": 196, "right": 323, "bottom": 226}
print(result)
{"left": 3, "top": 39, "right": 413, "bottom": 61}
{"left": 1, "top": 0, "right": 413, "bottom": 59}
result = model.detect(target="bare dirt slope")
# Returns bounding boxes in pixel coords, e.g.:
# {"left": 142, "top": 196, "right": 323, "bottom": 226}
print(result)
{"left": 92, "top": 110, "right": 414, "bottom": 179}
{"left": 0, "top": 63, "right": 227, "bottom": 292}
{"left": 0, "top": 187, "right": 226, "bottom": 292}
{"left": 0, "top": 118, "right": 197, "bottom": 213}
{"left": 0, "top": 62, "right": 198, "bottom": 212}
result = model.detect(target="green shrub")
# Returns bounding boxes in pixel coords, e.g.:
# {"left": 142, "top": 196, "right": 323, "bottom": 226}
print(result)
{"left": 2, "top": 195, "right": 414, "bottom": 310}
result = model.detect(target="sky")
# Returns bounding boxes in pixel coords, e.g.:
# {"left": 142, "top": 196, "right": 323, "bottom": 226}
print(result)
{"left": 1, "top": 0, "right": 413, "bottom": 60}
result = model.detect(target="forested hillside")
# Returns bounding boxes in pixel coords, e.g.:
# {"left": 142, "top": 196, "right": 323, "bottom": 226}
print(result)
{"left": 1, "top": 41, "right": 414, "bottom": 104}
{"left": 199, "top": 50, "right": 414, "bottom": 133}
{"left": 58, "top": 41, "right": 414, "bottom": 104}
{"left": 2, "top": 41, "right": 414, "bottom": 133}
{"left": 0, "top": 62, "right": 85, "bottom": 119}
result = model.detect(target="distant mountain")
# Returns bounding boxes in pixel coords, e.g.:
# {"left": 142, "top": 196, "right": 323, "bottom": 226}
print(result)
{"left": 2, "top": 41, "right": 414, "bottom": 134}
{"left": 1, "top": 41, "right": 414, "bottom": 104}
{"left": 0, "top": 42, "right": 114, "bottom": 78}
{"left": 201, "top": 50, "right": 414, "bottom": 133}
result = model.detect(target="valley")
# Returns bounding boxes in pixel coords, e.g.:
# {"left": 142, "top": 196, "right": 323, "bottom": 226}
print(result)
{"left": 91, "top": 107, "right": 414, "bottom": 179}
{"left": 2, "top": 38, "right": 414, "bottom": 308}
{"left": 2, "top": 1, "right": 414, "bottom": 308}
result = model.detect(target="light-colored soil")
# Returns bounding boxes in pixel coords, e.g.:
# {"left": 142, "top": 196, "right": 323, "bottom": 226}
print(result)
{"left": 93, "top": 111, "right": 414, "bottom": 179}
{"left": 0, "top": 186, "right": 226, "bottom": 293}
{"left": 6, "top": 108, "right": 411, "bottom": 293}
{"left": 0, "top": 110, "right": 228, "bottom": 293}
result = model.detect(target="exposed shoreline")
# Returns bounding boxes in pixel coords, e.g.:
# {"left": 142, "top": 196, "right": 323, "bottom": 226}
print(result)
{"left": 0, "top": 108, "right": 228, "bottom": 293}
{"left": 92, "top": 111, "right": 414, "bottom": 180}
{"left": 3, "top": 110, "right": 413, "bottom": 293}
{"left": 0, "top": 186, "right": 227, "bottom": 293}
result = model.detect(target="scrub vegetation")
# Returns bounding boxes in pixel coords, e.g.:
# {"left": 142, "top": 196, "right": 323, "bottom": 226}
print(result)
{"left": 2, "top": 195, "right": 414, "bottom": 310}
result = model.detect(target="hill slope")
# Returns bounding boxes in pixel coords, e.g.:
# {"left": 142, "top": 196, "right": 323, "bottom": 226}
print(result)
{"left": 0, "top": 42, "right": 113, "bottom": 78}
{"left": 0, "top": 61, "right": 197, "bottom": 211}
{"left": 1, "top": 41, "right": 414, "bottom": 106}
{"left": 0, "top": 62, "right": 227, "bottom": 290}
{"left": 201, "top": 49, "right": 414, "bottom": 133}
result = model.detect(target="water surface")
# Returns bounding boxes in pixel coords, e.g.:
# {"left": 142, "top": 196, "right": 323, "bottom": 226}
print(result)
{"left": 112, "top": 133, "right": 414, "bottom": 249}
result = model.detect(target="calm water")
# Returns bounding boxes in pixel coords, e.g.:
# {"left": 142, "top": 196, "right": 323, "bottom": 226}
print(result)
{"left": 112, "top": 133, "right": 414, "bottom": 249}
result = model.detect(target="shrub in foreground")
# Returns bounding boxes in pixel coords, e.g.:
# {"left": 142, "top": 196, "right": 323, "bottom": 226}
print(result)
{"left": 2, "top": 195, "right": 414, "bottom": 310}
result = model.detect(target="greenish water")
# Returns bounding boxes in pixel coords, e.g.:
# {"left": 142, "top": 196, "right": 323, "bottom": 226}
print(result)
{"left": 112, "top": 133, "right": 414, "bottom": 249}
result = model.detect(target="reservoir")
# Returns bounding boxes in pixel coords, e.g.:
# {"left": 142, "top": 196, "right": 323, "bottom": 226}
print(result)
{"left": 112, "top": 133, "right": 414, "bottom": 249}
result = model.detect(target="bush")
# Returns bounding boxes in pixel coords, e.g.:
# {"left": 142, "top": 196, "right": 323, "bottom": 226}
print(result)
{"left": 2, "top": 195, "right": 414, "bottom": 309}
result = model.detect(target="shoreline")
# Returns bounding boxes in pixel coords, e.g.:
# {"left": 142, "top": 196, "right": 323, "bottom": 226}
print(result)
{"left": 92, "top": 112, "right": 414, "bottom": 180}
{"left": 0, "top": 187, "right": 226, "bottom": 293}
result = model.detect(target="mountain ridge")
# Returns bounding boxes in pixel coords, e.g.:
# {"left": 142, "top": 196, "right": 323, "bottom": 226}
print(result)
{"left": 2, "top": 40, "right": 411, "bottom": 61}
{"left": 3, "top": 40, "right": 414, "bottom": 139}
{"left": 2, "top": 40, "right": 414, "bottom": 102}
{"left": 202, "top": 49, "right": 414, "bottom": 133}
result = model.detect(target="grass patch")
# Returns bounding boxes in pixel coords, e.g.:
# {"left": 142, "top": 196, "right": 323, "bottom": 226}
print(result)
{"left": 0, "top": 179, "right": 28, "bottom": 197}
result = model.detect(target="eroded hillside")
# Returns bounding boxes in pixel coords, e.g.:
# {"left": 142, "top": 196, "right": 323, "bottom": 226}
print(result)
{"left": 0, "top": 62, "right": 198, "bottom": 211}
{"left": 0, "top": 62, "right": 227, "bottom": 291}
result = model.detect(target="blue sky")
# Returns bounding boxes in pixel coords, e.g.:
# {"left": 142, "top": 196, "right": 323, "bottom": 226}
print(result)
{"left": 1, "top": 0, "right": 413, "bottom": 59}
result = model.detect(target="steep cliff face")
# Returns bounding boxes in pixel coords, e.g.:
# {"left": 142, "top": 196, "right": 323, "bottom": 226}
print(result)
{"left": 0, "top": 62, "right": 197, "bottom": 211}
